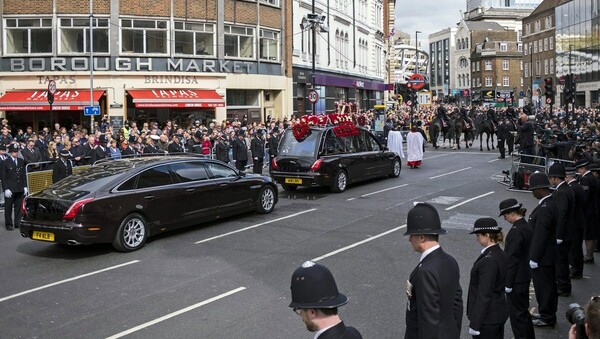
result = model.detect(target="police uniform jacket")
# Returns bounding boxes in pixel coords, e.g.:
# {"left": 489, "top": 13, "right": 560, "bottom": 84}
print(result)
{"left": 497, "top": 122, "right": 508, "bottom": 141}
{"left": 52, "top": 158, "right": 73, "bottom": 183}
{"left": 232, "top": 137, "right": 248, "bottom": 161}
{"left": 578, "top": 171, "right": 599, "bottom": 216}
{"left": 268, "top": 134, "right": 279, "bottom": 157}
{"left": 568, "top": 180, "right": 586, "bottom": 229}
{"left": 504, "top": 218, "right": 533, "bottom": 287}
{"left": 1, "top": 155, "right": 27, "bottom": 193}
{"left": 528, "top": 196, "right": 559, "bottom": 266}
{"left": 553, "top": 181, "right": 576, "bottom": 241}
{"left": 467, "top": 244, "right": 509, "bottom": 330}
{"left": 405, "top": 247, "right": 463, "bottom": 339}
{"left": 317, "top": 321, "right": 362, "bottom": 339}
{"left": 250, "top": 136, "right": 265, "bottom": 159}
{"left": 215, "top": 141, "right": 230, "bottom": 163}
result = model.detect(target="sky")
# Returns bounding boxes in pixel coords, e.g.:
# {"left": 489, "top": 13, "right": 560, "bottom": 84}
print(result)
{"left": 395, "top": 0, "right": 465, "bottom": 46}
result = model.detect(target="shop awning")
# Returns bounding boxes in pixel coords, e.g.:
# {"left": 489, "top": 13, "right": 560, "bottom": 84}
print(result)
{"left": 0, "top": 90, "right": 105, "bottom": 111}
{"left": 128, "top": 89, "right": 225, "bottom": 108}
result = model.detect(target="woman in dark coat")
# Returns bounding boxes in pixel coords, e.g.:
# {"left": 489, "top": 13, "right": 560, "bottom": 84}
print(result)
{"left": 467, "top": 217, "right": 509, "bottom": 339}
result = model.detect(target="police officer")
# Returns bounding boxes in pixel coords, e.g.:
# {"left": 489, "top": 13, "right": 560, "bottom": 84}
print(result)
{"left": 143, "top": 135, "right": 160, "bottom": 154}
{"left": 250, "top": 130, "right": 265, "bottom": 174}
{"left": 517, "top": 114, "right": 535, "bottom": 164}
{"left": 547, "top": 163, "right": 575, "bottom": 296}
{"left": 575, "top": 159, "right": 599, "bottom": 263}
{"left": 1, "top": 144, "right": 28, "bottom": 230}
{"left": 232, "top": 130, "right": 248, "bottom": 171}
{"left": 52, "top": 149, "right": 73, "bottom": 184}
{"left": 94, "top": 134, "right": 109, "bottom": 163}
{"left": 499, "top": 198, "right": 535, "bottom": 339}
{"left": 268, "top": 127, "right": 280, "bottom": 168}
{"left": 404, "top": 203, "right": 463, "bottom": 339}
{"left": 467, "top": 218, "right": 509, "bottom": 338}
{"left": 566, "top": 166, "right": 586, "bottom": 279}
{"left": 215, "top": 135, "right": 230, "bottom": 164}
{"left": 528, "top": 172, "right": 559, "bottom": 327}
{"left": 0, "top": 144, "right": 7, "bottom": 206}
{"left": 497, "top": 119, "right": 508, "bottom": 159}
{"left": 289, "top": 261, "right": 362, "bottom": 338}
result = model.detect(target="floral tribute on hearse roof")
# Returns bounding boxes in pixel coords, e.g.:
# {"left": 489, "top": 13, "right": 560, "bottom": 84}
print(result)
{"left": 291, "top": 113, "right": 365, "bottom": 142}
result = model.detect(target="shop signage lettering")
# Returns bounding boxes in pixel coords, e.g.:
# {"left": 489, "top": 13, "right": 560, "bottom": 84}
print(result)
{"left": 149, "top": 90, "right": 199, "bottom": 99}
{"left": 354, "top": 80, "right": 365, "bottom": 88}
{"left": 37, "top": 75, "right": 76, "bottom": 85}
{"left": 26, "top": 90, "right": 81, "bottom": 102}
{"left": 144, "top": 75, "right": 199, "bottom": 84}
{"left": 6, "top": 57, "right": 256, "bottom": 74}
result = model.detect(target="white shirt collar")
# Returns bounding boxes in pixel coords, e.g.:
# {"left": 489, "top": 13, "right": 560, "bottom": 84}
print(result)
{"left": 420, "top": 244, "right": 441, "bottom": 262}
{"left": 584, "top": 170, "right": 591, "bottom": 177}
{"left": 556, "top": 181, "right": 565, "bottom": 189}
{"left": 481, "top": 243, "right": 497, "bottom": 254}
{"left": 539, "top": 195, "right": 552, "bottom": 205}
{"left": 314, "top": 323, "right": 339, "bottom": 339}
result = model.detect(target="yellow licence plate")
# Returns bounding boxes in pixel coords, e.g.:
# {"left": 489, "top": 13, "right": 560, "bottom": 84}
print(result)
{"left": 32, "top": 231, "right": 55, "bottom": 242}
{"left": 284, "top": 178, "right": 303, "bottom": 184}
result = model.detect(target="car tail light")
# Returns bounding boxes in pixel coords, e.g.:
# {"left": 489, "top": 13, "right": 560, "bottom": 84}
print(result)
{"left": 21, "top": 197, "right": 27, "bottom": 217}
{"left": 310, "top": 159, "right": 324, "bottom": 172}
{"left": 271, "top": 158, "right": 279, "bottom": 170}
{"left": 63, "top": 198, "right": 94, "bottom": 220}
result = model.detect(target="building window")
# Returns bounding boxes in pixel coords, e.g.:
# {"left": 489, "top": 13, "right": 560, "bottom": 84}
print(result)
{"left": 544, "top": 38, "right": 548, "bottom": 51}
{"left": 476, "top": 61, "right": 480, "bottom": 71}
{"left": 465, "top": 38, "right": 469, "bottom": 49}
{"left": 499, "top": 43, "right": 507, "bottom": 51}
{"left": 224, "top": 25, "right": 255, "bottom": 59}
{"left": 485, "top": 77, "right": 492, "bottom": 87}
{"left": 174, "top": 21, "right": 214, "bottom": 56}
{"left": 525, "top": 62, "right": 529, "bottom": 77}
{"left": 536, "top": 60, "right": 541, "bottom": 75}
{"left": 4, "top": 17, "right": 52, "bottom": 54}
{"left": 549, "top": 37, "right": 554, "bottom": 50}
{"left": 59, "top": 17, "right": 109, "bottom": 54}
{"left": 520, "top": 60, "right": 523, "bottom": 71}
{"left": 503, "top": 76, "right": 509, "bottom": 86}
{"left": 545, "top": 16, "right": 552, "bottom": 29}
{"left": 121, "top": 19, "right": 168, "bottom": 54}
{"left": 502, "top": 60, "right": 509, "bottom": 70}
{"left": 260, "top": 29, "right": 279, "bottom": 61}
{"left": 259, "top": 0, "right": 280, "bottom": 6}
{"left": 525, "top": 23, "right": 531, "bottom": 35}
{"left": 534, "top": 40, "right": 538, "bottom": 53}
{"left": 472, "top": 62, "right": 476, "bottom": 71}
{"left": 478, "top": 78, "right": 481, "bottom": 87}
{"left": 549, "top": 59, "right": 554, "bottom": 74}
{"left": 484, "top": 60, "right": 492, "bottom": 70}
{"left": 544, "top": 59, "right": 548, "bottom": 75}
{"left": 518, "top": 43, "right": 522, "bottom": 52}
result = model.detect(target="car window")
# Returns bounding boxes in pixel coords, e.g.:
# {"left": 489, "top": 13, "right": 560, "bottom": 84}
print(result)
{"left": 137, "top": 165, "right": 174, "bottom": 188}
{"left": 322, "top": 130, "right": 346, "bottom": 155}
{"left": 356, "top": 131, "right": 369, "bottom": 152}
{"left": 367, "top": 133, "right": 382, "bottom": 152}
{"left": 205, "top": 162, "right": 238, "bottom": 179}
{"left": 338, "top": 135, "right": 360, "bottom": 153}
{"left": 117, "top": 175, "right": 138, "bottom": 191}
{"left": 170, "top": 162, "right": 209, "bottom": 182}
{"left": 278, "top": 129, "right": 320, "bottom": 157}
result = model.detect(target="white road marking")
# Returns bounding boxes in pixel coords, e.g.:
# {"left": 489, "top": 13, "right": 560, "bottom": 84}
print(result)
{"left": 426, "top": 151, "right": 497, "bottom": 156}
{"left": 312, "top": 225, "right": 407, "bottom": 262}
{"left": 423, "top": 154, "right": 449, "bottom": 160}
{"left": 488, "top": 158, "right": 501, "bottom": 163}
{"left": 195, "top": 209, "right": 317, "bottom": 244}
{"left": 445, "top": 191, "right": 495, "bottom": 211}
{"left": 429, "top": 167, "right": 472, "bottom": 179}
{"left": 106, "top": 287, "right": 246, "bottom": 339}
{"left": 0, "top": 260, "right": 140, "bottom": 303}
{"left": 347, "top": 184, "right": 409, "bottom": 201}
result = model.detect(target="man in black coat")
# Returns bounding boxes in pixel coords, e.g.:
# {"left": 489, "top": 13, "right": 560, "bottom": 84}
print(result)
{"left": 1, "top": 144, "right": 28, "bottom": 230}
{"left": 566, "top": 166, "right": 587, "bottom": 278}
{"left": 268, "top": 127, "right": 280, "bottom": 168}
{"left": 517, "top": 114, "right": 535, "bottom": 164}
{"left": 575, "top": 159, "right": 599, "bottom": 263}
{"left": 94, "top": 134, "right": 109, "bottom": 163}
{"left": 497, "top": 120, "right": 508, "bottom": 159}
{"left": 21, "top": 138, "right": 43, "bottom": 171}
{"left": 120, "top": 136, "right": 137, "bottom": 157}
{"left": 499, "top": 198, "right": 535, "bottom": 339}
{"left": 167, "top": 134, "right": 184, "bottom": 154}
{"left": 250, "top": 131, "right": 265, "bottom": 174}
{"left": 289, "top": 261, "right": 362, "bottom": 339}
{"left": 528, "top": 172, "right": 559, "bottom": 327}
{"left": 215, "top": 135, "right": 230, "bottom": 164}
{"left": 143, "top": 135, "right": 160, "bottom": 154}
{"left": 404, "top": 203, "right": 463, "bottom": 339}
{"left": 52, "top": 149, "right": 73, "bottom": 184}
{"left": 82, "top": 135, "right": 97, "bottom": 165}
{"left": 232, "top": 131, "right": 248, "bottom": 171}
{"left": 69, "top": 137, "right": 85, "bottom": 166}
{"left": 548, "top": 163, "right": 576, "bottom": 296}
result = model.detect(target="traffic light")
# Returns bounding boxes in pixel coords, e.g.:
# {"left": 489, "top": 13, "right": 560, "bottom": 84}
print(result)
{"left": 544, "top": 77, "right": 554, "bottom": 105}
{"left": 564, "top": 74, "right": 573, "bottom": 104}
{"left": 406, "top": 83, "right": 415, "bottom": 106}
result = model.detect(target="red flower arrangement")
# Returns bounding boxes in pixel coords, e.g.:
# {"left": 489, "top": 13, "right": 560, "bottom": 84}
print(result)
{"left": 292, "top": 113, "right": 359, "bottom": 141}
{"left": 292, "top": 121, "right": 311, "bottom": 142}
{"left": 333, "top": 124, "right": 360, "bottom": 137}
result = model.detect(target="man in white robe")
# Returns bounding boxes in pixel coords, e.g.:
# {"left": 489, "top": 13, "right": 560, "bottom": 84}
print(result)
{"left": 387, "top": 129, "right": 405, "bottom": 159}
{"left": 406, "top": 127, "right": 424, "bottom": 168}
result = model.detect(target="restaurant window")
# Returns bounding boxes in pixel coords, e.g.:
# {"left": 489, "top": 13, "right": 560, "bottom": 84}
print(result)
{"left": 260, "top": 29, "right": 279, "bottom": 61}
{"left": 4, "top": 17, "right": 52, "bottom": 54}
{"left": 59, "top": 17, "right": 109, "bottom": 54}
{"left": 121, "top": 19, "right": 168, "bottom": 54}
{"left": 174, "top": 21, "right": 215, "bottom": 56}
{"left": 224, "top": 25, "right": 255, "bottom": 59}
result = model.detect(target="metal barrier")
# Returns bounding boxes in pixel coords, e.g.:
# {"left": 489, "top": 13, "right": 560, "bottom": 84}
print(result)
{"left": 25, "top": 161, "right": 92, "bottom": 195}
{"left": 499, "top": 152, "right": 574, "bottom": 192}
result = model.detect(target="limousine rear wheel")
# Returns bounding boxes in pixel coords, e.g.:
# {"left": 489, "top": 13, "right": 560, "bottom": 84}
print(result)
{"left": 113, "top": 213, "right": 148, "bottom": 252}
{"left": 389, "top": 158, "right": 401, "bottom": 178}
{"left": 331, "top": 170, "right": 348, "bottom": 193}
{"left": 257, "top": 186, "right": 276, "bottom": 214}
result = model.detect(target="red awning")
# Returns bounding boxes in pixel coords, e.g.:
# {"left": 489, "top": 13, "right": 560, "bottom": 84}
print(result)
{"left": 0, "top": 90, "right": 105, "bottom": 111}
{"left": 128, "top": 89, "right": 225, "bottom": 108}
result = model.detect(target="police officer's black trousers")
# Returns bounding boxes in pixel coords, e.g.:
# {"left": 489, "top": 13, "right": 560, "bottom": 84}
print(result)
{"left": 556, "top": 241, "right": 572, "bottom": 293}
{"left": 507, "top": 282, "right": 535, "bottom": 339}
{"left": 4, "top": 192, "right": 24, "bottom": 229}
{"left": 252, "top": 160, "right": 263, "bottom": 174}
{"left": 497, "top": 138, "right": 506, "bottom": 158}
{"left": 235, "top": 160, "right": 247, "bottom": 171}
{"left": 472, "top": 323, "right": 504, "bottom": 339}
{"left": 532, "top": 266, "right": 557, "bottom": 324}
{"left": 569, "top": 227, "right": 585, "bottom": 276}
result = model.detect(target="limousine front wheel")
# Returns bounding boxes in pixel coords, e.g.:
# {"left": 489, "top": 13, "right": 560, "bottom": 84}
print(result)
{"left": 113, "top": 213, "right": 148, "bottom": 252}
{"left": 331, "top": 170, "right": 348, "bottom": 193}
{"left": 389, "top": 158, "right": 401, "bottom": 178}
{"left": 257, "top": 186, "right": 276, "bottom": 214}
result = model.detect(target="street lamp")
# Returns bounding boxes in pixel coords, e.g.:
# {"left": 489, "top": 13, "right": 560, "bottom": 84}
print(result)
{"left": 415, "top": 31, "right": 421, "bottom": 75}
{"left": 301, "top": 8, "right": 328, "bottom": 115}
{"left": 411, "top": 30, "right": 421, "bottom": 128}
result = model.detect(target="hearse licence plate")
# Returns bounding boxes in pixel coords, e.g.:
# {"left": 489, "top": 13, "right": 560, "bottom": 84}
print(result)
{"left": 32, "top": 231, "right": 55, "bottom": 242}
{"left": 284, "top": 178, "right": 302, "bottom": 184}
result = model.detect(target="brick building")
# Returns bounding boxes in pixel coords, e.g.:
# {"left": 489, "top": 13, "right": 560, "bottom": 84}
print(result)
{"left": 0, "top": 0, "right": 292, "bottom": 131}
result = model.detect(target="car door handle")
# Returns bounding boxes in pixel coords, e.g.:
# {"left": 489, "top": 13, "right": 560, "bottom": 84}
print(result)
{"left": 186, "top": 189, "right": 195, "bottom": 193}
{"left": 144, "top": 195, "right": 154, "bottom": 200}
{"left": 219, "top": 183, "right": 228, "bottom": 187}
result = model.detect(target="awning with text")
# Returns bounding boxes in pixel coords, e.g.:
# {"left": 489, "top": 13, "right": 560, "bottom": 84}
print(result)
{"left": 127, "top": 89, "right": 225, "bottom": 108}
{"left": 0, "top": 90, "right": 105, "bottom": 111}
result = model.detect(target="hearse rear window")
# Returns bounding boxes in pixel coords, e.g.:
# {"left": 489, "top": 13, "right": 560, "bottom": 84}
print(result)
{"left": 279, "top": 130, "right": 320, "bottom": 157}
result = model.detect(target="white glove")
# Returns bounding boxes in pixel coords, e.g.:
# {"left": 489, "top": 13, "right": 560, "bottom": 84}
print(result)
{"left": 468, "top": 328, "right": 481, "bottom": 336}
{"left": 505, "top": 287, "right": 513, "bottom": 293}
{"left": 23, "top": 187, "right": 28, "bottom": 195}
{"left": 557, "top": 239, "right": 563, "bottom": 244}
{"left": 254, "top": 157, "right": 258, "bottom": 160}
{"left": 4, "top": 189, "right": 12, "bottom": 199}
{"left": 529, "top": 260, "right": 538, "bottom": 269}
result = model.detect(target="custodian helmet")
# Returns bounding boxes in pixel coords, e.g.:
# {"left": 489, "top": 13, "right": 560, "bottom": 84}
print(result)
{"left": 289, "top": 261, "right": 348, "bottom": 309}
{"left": 404, "top": 202, "right": 447, "bottom": 236}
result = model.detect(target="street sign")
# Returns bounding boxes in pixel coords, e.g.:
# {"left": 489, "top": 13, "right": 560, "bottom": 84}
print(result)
{"left": 84, "top": 105, "right": 101, "bottom": 116}
{"left": 406, "top": 100, "right": 413, "bottom": 107}
{"left": 409, "top": 74, "right": 425, "bottom": 90}
{"left": 307, "top": 90, "right": 319, "bottom": 104}
{"left": 546, "top": 97, "right": 553, "bottom": 104}
{"left": 519, "top": 90, "right": 525, "bottom": 97}
{"left": 48, "top": 80, "right": 57, "bottom": 95}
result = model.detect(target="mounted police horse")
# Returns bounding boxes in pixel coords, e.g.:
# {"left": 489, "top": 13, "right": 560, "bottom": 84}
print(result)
{"left": 478, "top": 118, "right": 496, "bottom": 151}
{"left": 429, "top": 116, "right": 454, "bottom": 149}
{"left": 453, "top": 114, "right": 474, "bottom": 149}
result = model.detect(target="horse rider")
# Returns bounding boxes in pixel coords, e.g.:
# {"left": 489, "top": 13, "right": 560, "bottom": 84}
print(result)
{"left": 437, "top": 105, "right": 450, "bottom": 128}
{"left": 460, "top": 107, "right": 473, "bottom": 129}
{"left": 486, "top": 107, "right": 498, "bottom": 131}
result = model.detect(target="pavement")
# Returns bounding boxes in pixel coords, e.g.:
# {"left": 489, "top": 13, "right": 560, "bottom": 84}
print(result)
{"left": 0, "top": 145, "right": 598, "bottom": 338}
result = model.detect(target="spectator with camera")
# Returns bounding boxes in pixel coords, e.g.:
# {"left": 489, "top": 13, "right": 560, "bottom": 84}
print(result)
{"left": 568, "top": 296, "right": 600, "bottom": 339}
